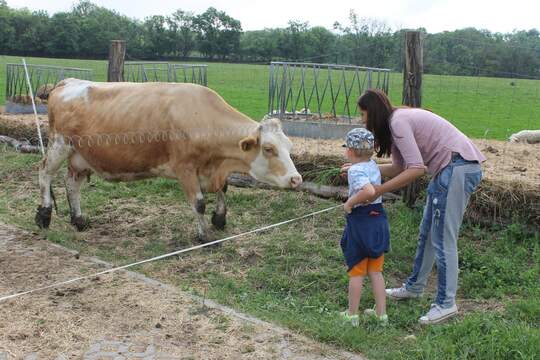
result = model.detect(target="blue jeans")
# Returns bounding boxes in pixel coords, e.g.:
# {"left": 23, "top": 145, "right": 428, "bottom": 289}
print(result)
{"left": 405, "top": 154, "right": 482, "bottom": 308}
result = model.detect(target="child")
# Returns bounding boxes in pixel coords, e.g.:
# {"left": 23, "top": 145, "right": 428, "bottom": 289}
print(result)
{"left": 339, "top": 128, "right": 390, "bottom": 326}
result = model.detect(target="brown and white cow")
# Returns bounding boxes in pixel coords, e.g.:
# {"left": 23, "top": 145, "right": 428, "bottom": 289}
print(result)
{"left": 36, "top": 78, "right": 302, "bottom": 242}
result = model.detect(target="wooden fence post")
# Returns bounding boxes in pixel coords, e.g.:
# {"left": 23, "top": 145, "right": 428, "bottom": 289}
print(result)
{"left": 402, "top": 31, "right": 423, "bottom": 207}
{"left": 107, "top": 40, "right": 126, "bottom": 82}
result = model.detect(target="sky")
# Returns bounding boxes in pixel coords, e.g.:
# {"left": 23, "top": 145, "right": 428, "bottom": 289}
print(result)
{"left": 6, "top": 0, "right": 540, "bottom": 33}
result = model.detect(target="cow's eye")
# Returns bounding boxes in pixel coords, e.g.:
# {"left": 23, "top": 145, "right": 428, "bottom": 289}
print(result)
{"left": 263, "top": 147, "right": 275, "bottom": 156}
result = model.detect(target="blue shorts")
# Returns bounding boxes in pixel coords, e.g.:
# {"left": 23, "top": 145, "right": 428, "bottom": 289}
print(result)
{"left": 340, "top": 203, "right": 390, "bottom": 272}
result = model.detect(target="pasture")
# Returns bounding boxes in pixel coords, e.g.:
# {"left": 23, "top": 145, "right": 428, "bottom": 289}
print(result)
{"left": 1, "top": 55, "right": 540, "bottom": 140}
{"left": 0, "top": 146, "right": 538, "bottom": 359}
{"left": 0, "top": 54, "right": 539, "bottom": 359}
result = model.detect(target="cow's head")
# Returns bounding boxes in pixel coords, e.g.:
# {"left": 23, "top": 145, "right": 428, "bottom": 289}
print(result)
{"left": 239, "top": 118, "right": 302, "bottom": 188}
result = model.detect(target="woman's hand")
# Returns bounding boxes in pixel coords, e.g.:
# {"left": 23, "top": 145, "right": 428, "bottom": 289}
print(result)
{"left": 340, "top": 163, "right": 352, "bottom": 178}
{"left": 360, "top": 184, "right": 382, "bottom": 205}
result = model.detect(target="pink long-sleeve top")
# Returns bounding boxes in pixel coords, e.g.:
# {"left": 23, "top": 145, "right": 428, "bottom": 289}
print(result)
{"left": 390, "top": 108, "right": 486, "bottom": 176}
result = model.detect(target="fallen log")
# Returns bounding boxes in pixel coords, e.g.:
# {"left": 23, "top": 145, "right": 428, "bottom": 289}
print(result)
{"left": 227, "top": 173, "right": 401, "bottom": 202}
{"left": 0, "top": 135, "right": 42, "bottom": 153}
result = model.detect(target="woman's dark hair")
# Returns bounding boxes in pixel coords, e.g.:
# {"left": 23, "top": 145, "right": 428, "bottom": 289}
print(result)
{"left": 357, "top": 89, "right": 395, "bottom": 158}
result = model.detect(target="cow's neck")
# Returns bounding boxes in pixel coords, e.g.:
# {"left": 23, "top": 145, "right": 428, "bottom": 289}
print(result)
{"left": 206, "top": 122, "right": 260, "bottom": 186}
{"left": 221, "top": 127, "right": 259, "bottom": 172}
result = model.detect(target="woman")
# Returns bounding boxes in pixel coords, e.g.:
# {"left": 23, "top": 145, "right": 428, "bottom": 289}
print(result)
{"left": 342, "top": 89, "right": 486, "bottom": 325}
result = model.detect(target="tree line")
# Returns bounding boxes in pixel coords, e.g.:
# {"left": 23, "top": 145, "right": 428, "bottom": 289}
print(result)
{"left": 1, "top": 0, "right": 539, "bottom": 78}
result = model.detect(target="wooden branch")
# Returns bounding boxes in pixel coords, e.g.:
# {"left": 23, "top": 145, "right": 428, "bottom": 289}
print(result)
{"left": 227, "top": 173, "right": 400, "bottom": 202}
{"left": 0, "top": 135, "right": 41, "bottom": 153}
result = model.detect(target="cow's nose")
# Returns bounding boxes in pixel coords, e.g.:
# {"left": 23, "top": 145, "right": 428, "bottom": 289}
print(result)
{"left": 290, "top": 174, "right": 303, "bottom": 188}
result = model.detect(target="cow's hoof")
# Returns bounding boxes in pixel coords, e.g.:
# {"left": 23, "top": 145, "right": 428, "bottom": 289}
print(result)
{"left": 35, "top": 206, "right": 52, "bottom": 229}
{"left": 197, "top": 233, "right": 209, "bottom": 244}
{"left": 196, "top": 233, "right": 221, "bottom": 248}
{"left": 211, "top": 211, "right": 227, "bottom": 230}
{"left": 71, "top": 216, "right": 89, "bottom": 231}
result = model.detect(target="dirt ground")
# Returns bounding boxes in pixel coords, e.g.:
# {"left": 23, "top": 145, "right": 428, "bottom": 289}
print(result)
{"left": 0, "top": 222, "right": 363, "bottom": 360}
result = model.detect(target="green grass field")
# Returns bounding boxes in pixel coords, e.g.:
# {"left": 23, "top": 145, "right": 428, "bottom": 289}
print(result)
{"left": 1, "top": 55, "right": 539, "bottom": 140}
{"left": 0, "top": 146, "right": 539, "bottom": 359}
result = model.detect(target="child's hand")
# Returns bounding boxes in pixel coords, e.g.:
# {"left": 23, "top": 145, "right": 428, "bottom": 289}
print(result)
{"left": 344, "top": 201, "right": 353, "bottom": 214}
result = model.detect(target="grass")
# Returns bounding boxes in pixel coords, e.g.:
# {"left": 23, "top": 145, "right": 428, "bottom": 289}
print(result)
{"left": 1, "top": 55, "right": 539, "bottom": 140}
{"left": 0, "top": 145, "right": 538, "bottom": 359}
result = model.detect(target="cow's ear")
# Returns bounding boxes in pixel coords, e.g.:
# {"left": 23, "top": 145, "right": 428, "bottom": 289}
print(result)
{"left": 239, "top": 126, "right": 261, "bottom": 151}
{"left": 239, "top": 135, "right": 258, "bottom": 151}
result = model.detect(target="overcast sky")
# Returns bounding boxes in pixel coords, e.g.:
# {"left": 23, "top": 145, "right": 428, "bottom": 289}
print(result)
{"left": 6, "top": 0, "right": 540, "bottom": 33}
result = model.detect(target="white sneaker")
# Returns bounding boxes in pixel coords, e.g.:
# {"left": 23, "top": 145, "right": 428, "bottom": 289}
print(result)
{"left": 419, "top": 303, "right": 458, "bottom": 325}
{"left": 385, "top": 285, "right": 422, "bottom": 300}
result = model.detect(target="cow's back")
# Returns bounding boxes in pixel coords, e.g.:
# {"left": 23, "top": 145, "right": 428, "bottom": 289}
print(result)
{"left": 47, "top": 79, "right": 253, "bottom": 176}
{"left": 48, "top": 79, "right": 237, "bottom": 134}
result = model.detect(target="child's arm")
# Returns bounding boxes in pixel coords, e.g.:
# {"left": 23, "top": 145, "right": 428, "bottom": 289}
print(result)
{"left": 344, "top": 183, "right": 377, "bottom": 213}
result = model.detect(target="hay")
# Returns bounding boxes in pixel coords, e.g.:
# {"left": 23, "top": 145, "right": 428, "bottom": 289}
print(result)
{"left": 0, "top": 113, "right": 48, "bottom": 146}
{"left": 289, "top": 136, "right": 539, "bottom": 227}
{"left": 467, "top": 179, "right": 540, "bottom": 227}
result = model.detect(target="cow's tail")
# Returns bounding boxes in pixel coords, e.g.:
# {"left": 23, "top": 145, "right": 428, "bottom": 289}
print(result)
{"left": 46, "top": 78, "right": 70, "bottom": 131}
{"left": 50, "top": 184, "right": 59, "bottom": 215}
{"left": 46, "top": 92, "right": 57, "bottom": 131}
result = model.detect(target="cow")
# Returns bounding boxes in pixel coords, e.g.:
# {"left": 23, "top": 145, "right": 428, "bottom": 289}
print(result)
{"left": 35, "top": 78, "right": 303, "bottom": 242}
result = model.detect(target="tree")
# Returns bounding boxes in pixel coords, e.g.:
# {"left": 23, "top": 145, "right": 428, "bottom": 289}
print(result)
{"left": 0, "top": 0, "right": 538, "bottom": 78}
{"left": 240, "top": 29, "right": 279, "bottom": 62}
{"left": 194, "top": 7, "right": 242, "bottom": 60}
{"left": 47, "top": 12, "right": 81, "bottom": 56}
{"left": 277, "top": 21, "right": 309, "bottom": 60}
{"left": 143, "top": 15, "right": 172, "bottom": 57}
{"left": 0, "top": 3, "right": 15, "bottom": 53}
{"left": 306, "top": 26, "right": 337, "bottom": 62}
{"left": 168, "top": 10, "right": 196, "bottom": 58}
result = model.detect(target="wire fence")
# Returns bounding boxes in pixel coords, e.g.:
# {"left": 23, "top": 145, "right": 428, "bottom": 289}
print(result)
{"left": 4, "top": 63, "right": 93, "bottom": 114}
{"left": 268, "top": 62, "right": 390, "bottom": 124}
{"left": 124, "top": 61, "right": 208, "bottom": 85}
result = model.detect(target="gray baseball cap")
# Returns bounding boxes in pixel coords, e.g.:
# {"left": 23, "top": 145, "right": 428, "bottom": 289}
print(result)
{"left": 342, "top": 128, "right": 375, "bottom": 150}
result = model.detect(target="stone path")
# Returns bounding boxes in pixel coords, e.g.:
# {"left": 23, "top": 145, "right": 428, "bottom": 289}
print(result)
{"left": 0, "top": 222, "right": 365, "bottom": 360}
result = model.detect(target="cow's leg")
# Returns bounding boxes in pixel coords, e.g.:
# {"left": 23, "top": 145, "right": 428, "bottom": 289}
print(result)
{"left": 176, "top": 171, "right": 210, "bottom": 243}
{"left": 191, "top": 190, "right": 210, "bottom": 243}
{"left": 211, "top": 182, "right": 227, "bottom": 230}
{"left": 36, "top": 135, "right": 72, "bottom": 229}
{"left": 65, "top": 166, "right": 92, "bottom": 231}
